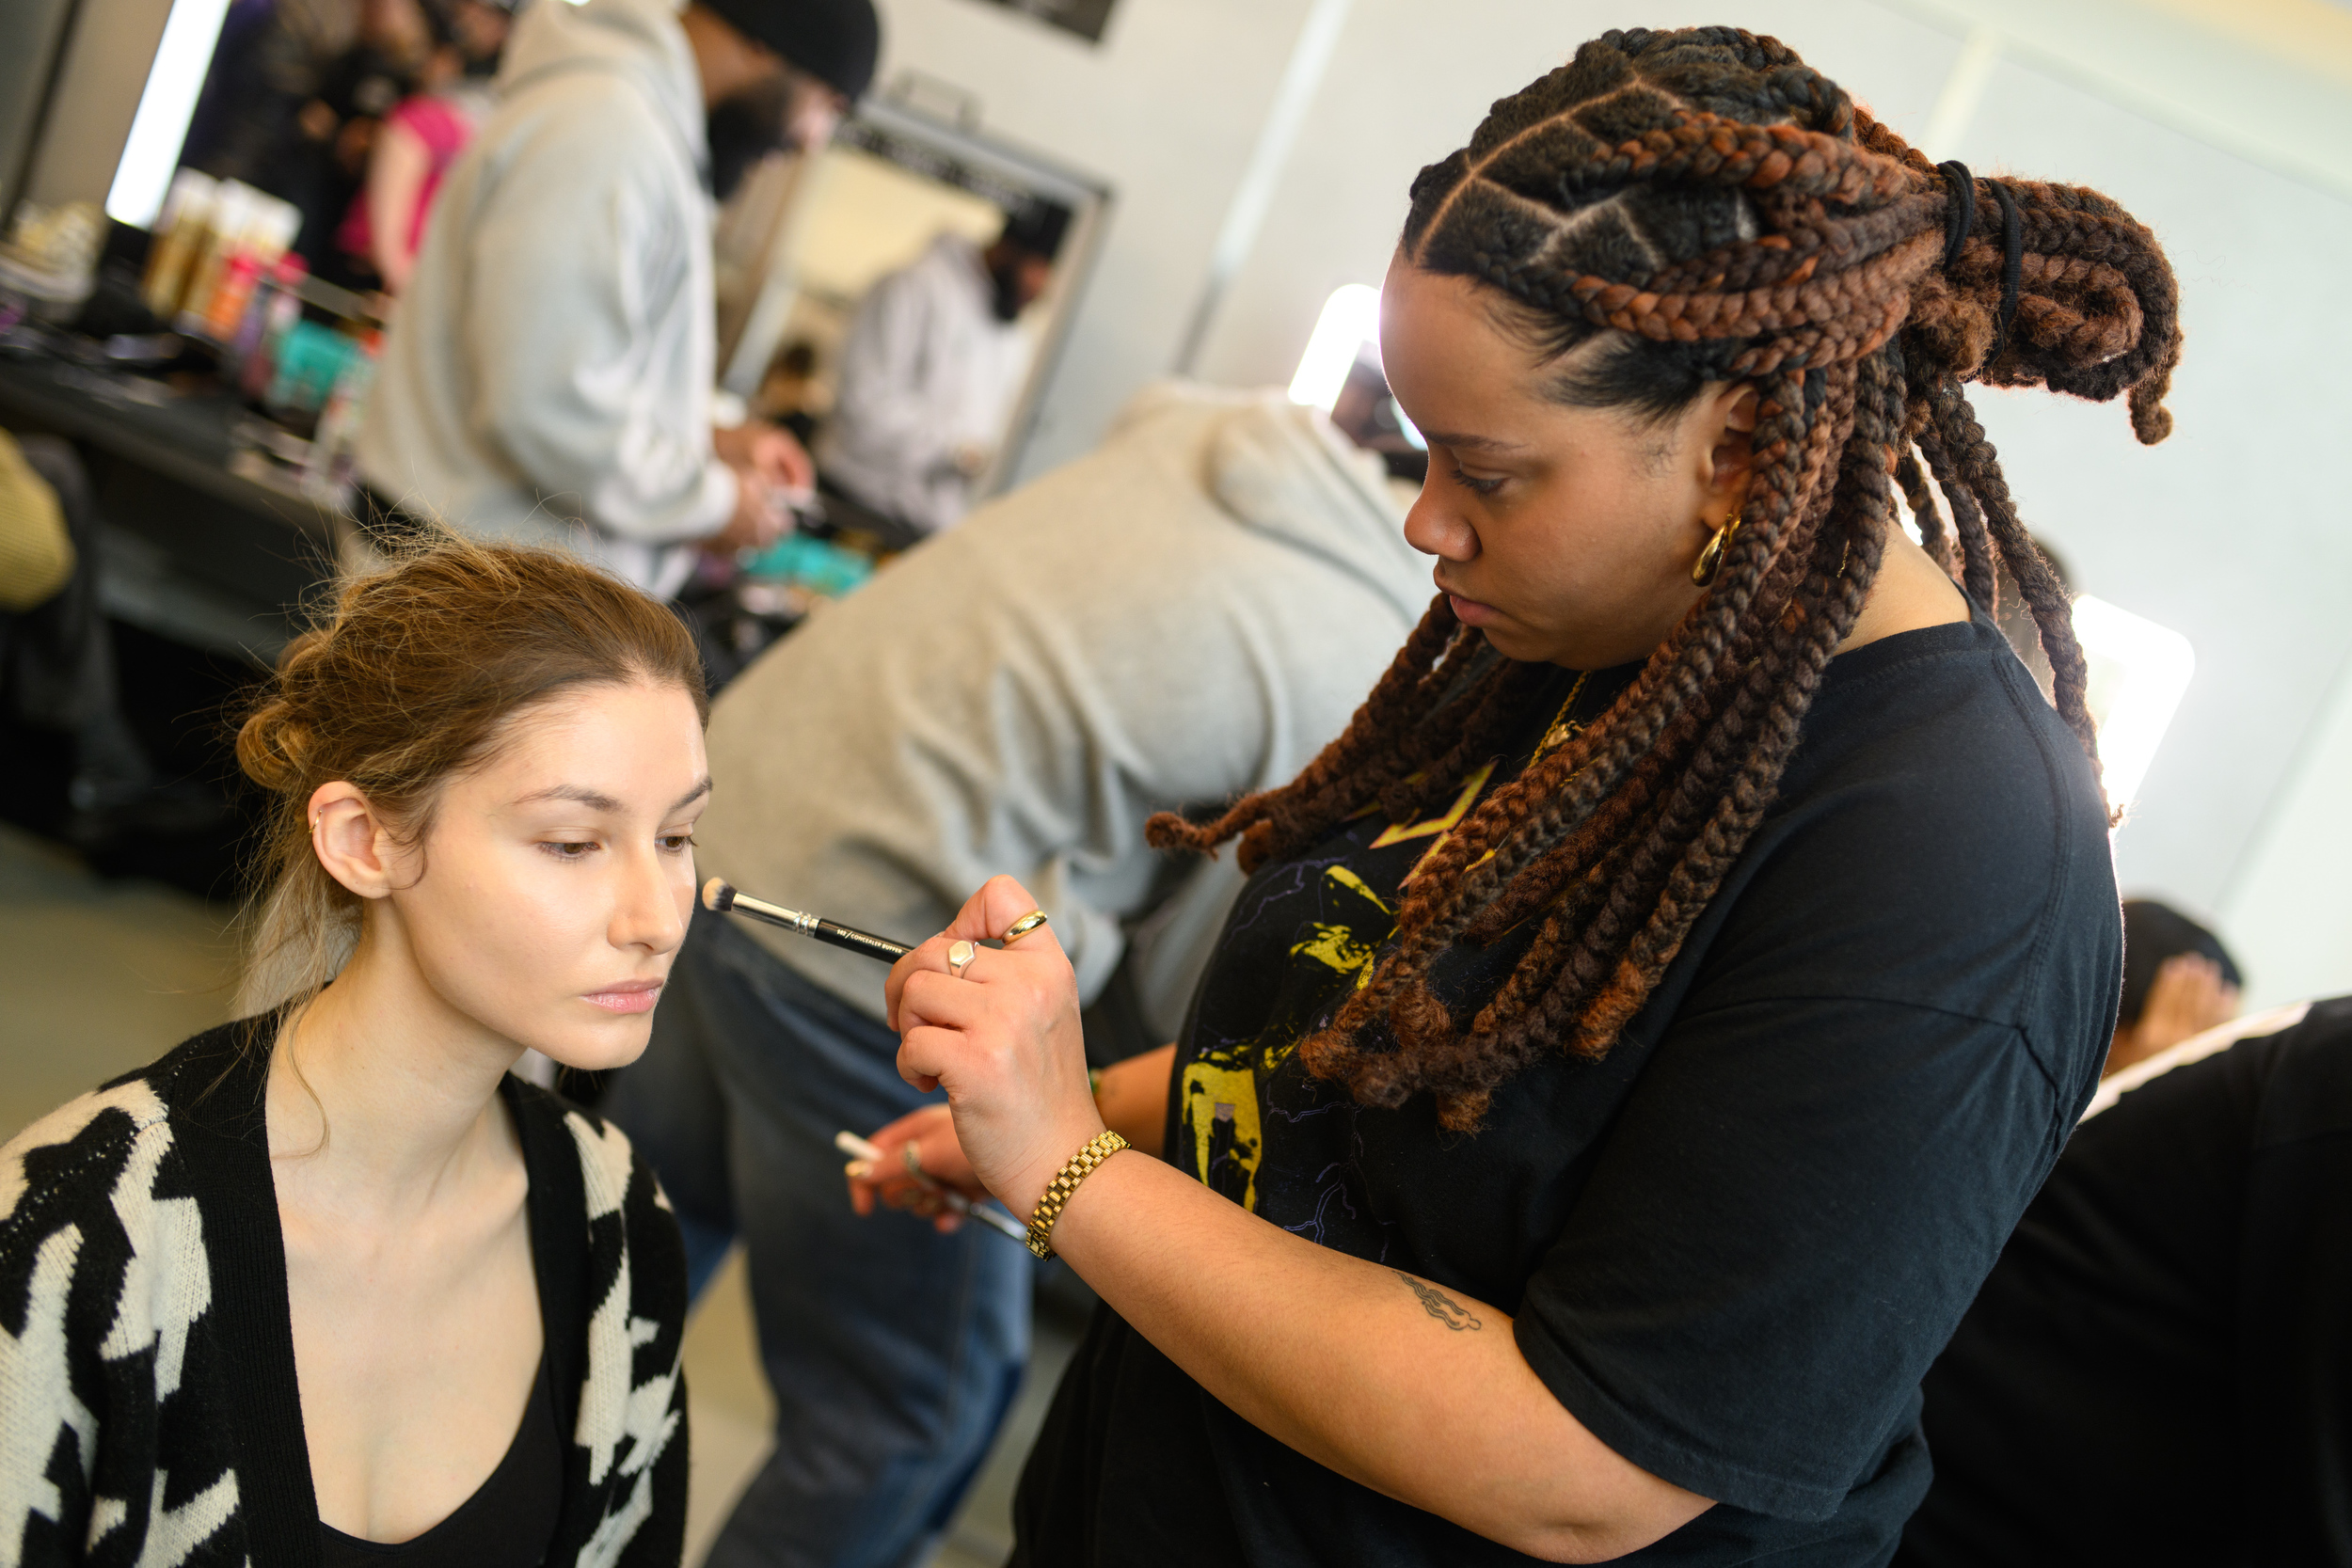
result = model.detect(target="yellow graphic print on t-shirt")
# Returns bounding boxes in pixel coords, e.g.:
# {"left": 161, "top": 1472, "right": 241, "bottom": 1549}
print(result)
{"left": 1182, "top": 1063, "right": 1263, "bottom": 1212}
{"left": 1367, "top": 763, "right": 1495, "bottom": 883}
{"left": 1180, "top": 863, "right": 1397, "bottom": 1213}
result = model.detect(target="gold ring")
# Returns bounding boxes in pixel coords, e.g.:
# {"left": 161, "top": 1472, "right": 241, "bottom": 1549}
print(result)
{"left": 1000, "top": 910, "right": 1050, "bottom": 945}
{"left": 947, "top": 940, "right": 977, "bottom": 978}
{"left": 902, "top": 1142, "right": 925, "bottom": 1177}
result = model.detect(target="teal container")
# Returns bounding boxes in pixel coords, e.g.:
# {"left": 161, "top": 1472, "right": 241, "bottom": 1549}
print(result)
{"left": 742, "top": 533, "right": 876, "bottom": 598}
{"left": 265, "top": 320, "right": 358, "bottom": 417}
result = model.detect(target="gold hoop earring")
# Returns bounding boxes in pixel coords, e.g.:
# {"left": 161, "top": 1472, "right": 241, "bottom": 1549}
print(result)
{"left": 1692, "top": 514, "right": 1741, "bottom": 587}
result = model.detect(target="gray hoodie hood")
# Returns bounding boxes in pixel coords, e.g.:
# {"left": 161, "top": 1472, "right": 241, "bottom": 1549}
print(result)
{"left": 1200, "top": 388, "right": 1430, "bottom": 625}
{"left": 498, "top": 0, "right": 706, "bottom": 173}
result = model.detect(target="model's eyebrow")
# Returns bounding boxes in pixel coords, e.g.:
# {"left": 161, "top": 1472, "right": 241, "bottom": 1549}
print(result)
{"left": 516, "top": 775, "right": 711, "bottom": 815}
{"left": 516, "top": 784, "right": 625, "bottom": 813}
{"left": 1416, "top": 431, "right": 1528, "bottom": 454}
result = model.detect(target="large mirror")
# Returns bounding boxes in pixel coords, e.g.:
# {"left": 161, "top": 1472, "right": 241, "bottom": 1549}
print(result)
{"left": 711, "top": 96, "right": 1110, "bottom": 541}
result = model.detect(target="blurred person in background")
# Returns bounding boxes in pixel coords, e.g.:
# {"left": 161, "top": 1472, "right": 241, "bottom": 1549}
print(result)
{"left": 334, "top": 0, "right": 514, "bottom": 293}
{"left": 2107, "top": 897, "right": 2242, "bottom": 1077}
{"left": 1899, "top": 994, "right": 2351, "bottom": 1567}
{"left": 357, "top": 0, "right": 878, "bottom": 596}
{"left": 603, "top": 381, "right": 1432, "bottom": 1568}
{"left": 814, "top": 201, "right": 1069, "bottom": 546}
{"left": 0, "top": 433, "right": 216, "bottom": 845}
{"left": 278, "top": 0, "right": 439, "bottom": 279}
{"left": 180, "top": 0, "right": 359, "bottom": 190}
{"left": 755, "top": 338, "right": 827, "bottom": 445}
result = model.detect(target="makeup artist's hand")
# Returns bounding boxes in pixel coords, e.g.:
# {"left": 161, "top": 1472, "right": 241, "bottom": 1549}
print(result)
{"left": 848, "top": 1104, "right": 983, "bottom": 1234}
{"left": 711, "top": 420, "right": 815, "bottom": 499}
{"left": 887, "top": 875, "right": 1104, "bottom": 1220}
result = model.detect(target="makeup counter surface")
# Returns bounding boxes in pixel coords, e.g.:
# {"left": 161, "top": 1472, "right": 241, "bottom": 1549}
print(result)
{"left": 0, "top": 333, "right": 332, "bottom": 667}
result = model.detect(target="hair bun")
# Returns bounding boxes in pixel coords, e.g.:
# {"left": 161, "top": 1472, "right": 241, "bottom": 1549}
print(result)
{"left": 236, "top": 699, "right": 313, "bottom": 795}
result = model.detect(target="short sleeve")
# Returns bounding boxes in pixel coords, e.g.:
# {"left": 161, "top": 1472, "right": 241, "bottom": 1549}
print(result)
{"left": 1511, "top": 993, "right": 2068, "bottom": 1519}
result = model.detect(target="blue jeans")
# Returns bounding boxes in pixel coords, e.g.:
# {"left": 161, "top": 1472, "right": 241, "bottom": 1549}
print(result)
{"left": 606, "top": 909, "right": 1031, "bottom": 1568}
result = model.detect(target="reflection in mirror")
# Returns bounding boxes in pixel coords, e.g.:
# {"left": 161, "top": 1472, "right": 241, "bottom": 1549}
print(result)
{"left": 712, "top": 101, "right": 1107, "bottom": 546}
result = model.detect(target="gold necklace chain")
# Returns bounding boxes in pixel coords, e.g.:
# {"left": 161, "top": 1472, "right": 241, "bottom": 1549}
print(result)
{"left": 1534, "top": 671, "right": 1593, "bottom": 761}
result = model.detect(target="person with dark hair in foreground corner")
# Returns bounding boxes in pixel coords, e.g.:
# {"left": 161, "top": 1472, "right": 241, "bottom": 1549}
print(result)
{"left": 846, "top": 25, "right": 2183, "bottom": 1567}
{"left": 2105, "top": 897, "right": 2243, "bottom": 1077}
{"left": 1899, "top": 996, "right": 2352, "bottom": 1567}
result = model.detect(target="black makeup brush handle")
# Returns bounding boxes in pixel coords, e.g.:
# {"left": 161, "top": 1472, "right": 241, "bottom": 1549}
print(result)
{"left": 811, "top": 921, "right": 912, "bottom": 963}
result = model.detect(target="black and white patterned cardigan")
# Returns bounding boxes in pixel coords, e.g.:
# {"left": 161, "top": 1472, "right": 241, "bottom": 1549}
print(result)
{"left": 0, "top": 1014, "right": 690, "bottom": 1567}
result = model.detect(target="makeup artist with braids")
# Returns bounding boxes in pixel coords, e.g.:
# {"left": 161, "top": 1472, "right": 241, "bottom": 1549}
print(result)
{"left": 851, "top": 27, "right": 2179, "bottom": 1565}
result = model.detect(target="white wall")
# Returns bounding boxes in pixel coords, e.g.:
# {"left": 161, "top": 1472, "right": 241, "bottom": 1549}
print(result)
{"left": 2219, "top": 661, "right": 2352, "bottom": 1009}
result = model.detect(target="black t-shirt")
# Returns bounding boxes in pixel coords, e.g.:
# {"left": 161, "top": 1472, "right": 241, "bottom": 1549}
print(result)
{"left": 1013, "top": 615, "right": 2122, "bottom": 1567}
{"left": 318, "top": 1349, "right": 563, "bottom": 1567}
{"left": 1898, "top": 997, "right": 2352, "bottom": 1568}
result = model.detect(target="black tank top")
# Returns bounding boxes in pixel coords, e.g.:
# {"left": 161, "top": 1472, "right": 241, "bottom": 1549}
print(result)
{"left": 318, "top": 1350, "right": 563, "bottom": 1567}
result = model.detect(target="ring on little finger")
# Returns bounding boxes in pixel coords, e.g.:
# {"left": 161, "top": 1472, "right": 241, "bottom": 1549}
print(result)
{"left": 947, "top": 940, "right": 977, "bottom": 978}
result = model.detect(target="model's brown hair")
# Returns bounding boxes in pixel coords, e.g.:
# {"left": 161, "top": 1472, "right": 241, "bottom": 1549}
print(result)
{"left": 232, "top": 532, "right": 707, "bottom": 1015}
{"left": 1149, "top": 26, "right": 2180, "bottom": 1132}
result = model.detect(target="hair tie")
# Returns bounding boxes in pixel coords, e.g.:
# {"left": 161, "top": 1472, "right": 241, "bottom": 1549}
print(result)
{"left": 1985, "top": 179, "right": 2025, "bottom": 363}
{"left": 1934, "top": 160, "right": 2026, "bottom": 367}
{"left": 1934, "top": 160, "right": 1975, "bottom": 271}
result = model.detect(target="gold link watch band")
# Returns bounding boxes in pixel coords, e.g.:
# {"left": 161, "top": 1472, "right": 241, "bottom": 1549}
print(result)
{"left": 1025, "top": 1130, "right": 1129, "bottom": 1259}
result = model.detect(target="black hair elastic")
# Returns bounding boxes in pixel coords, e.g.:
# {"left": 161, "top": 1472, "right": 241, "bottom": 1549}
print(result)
{"left": 1933, "top": 159, "right": 2025, "bottom": 365}
{"left": 1985, "top": 179, "right": 2025, "bottom": 362}
{"left": 1934, "top": 160, "right": 1975, "bottom": 270}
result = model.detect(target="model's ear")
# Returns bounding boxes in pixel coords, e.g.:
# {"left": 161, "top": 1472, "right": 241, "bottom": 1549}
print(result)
{"left": 308, "top": 782, "right": 401, "bottom": 900}
{"left": 1704, "top": 382, "right": 1760, "bottom": 510}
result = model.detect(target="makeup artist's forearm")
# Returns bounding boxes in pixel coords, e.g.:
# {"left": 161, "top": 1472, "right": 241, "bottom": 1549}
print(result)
{"left": 1091, "top": 1044, "right": 1173, "bottom": 1158}
{"left": 1047, "top": 1154, "right": 1708, "bottom": 1560}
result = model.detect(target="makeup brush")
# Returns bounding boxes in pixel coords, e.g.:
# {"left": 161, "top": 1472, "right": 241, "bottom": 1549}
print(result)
{"left": 834, "top": 1131, "right": 1029, "bottom": 1243}
{"left": 702, "top": 878, "right": 913, "bottom": 963}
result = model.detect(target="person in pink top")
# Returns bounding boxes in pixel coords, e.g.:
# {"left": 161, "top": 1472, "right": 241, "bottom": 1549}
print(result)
{"left": 337, "top": 0, "right": 511, "bottom": 293}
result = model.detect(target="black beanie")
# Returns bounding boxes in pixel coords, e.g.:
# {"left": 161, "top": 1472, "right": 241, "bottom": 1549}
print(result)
{"left": 1000, "top": 199, "right": 1073, "bottom": 262}
{"left": 698, "top": 0, "right": 881, "bottom": 102}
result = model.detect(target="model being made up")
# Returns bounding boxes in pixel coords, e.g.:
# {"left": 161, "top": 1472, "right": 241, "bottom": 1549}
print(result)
{"left": 0, "top": 538, "right": 701, "bottom": 1567}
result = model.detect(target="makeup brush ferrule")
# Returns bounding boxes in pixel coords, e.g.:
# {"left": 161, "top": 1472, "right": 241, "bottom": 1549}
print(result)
{"left": 729, "top": 889, "right": 819, "bottom": 936}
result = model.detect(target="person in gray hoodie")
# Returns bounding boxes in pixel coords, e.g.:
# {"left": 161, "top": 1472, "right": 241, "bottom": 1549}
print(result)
{"left": 604, "top": 380, "right": 1434, "bottom": 1568}
{"left": 357, "top": 0, "right": 877, "bottom": 597}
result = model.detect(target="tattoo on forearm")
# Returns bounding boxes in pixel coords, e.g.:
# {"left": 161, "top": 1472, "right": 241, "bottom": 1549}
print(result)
{"left": 1393, "top": 1271, "right": 1483, "bottom": 1331}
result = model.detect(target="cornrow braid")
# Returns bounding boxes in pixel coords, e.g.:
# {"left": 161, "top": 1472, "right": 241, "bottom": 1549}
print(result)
{"left": 1146, "top": 26, "right": 2180, "bottom": 1131}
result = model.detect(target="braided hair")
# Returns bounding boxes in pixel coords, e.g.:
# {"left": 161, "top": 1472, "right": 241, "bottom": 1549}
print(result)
{"left": 1147, "top": 26, "right": 2180, "bottom": 1132}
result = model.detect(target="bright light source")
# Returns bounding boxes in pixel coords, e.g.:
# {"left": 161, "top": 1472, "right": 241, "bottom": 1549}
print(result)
{"left": 2072, "top": 594, "right": 2194, "bottom": 811}
{"left": 104, "top": 0, "right": 233, "bottom": 229}
{"left": 1289, "top": 283, "right": 1380, "bottom": 412}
